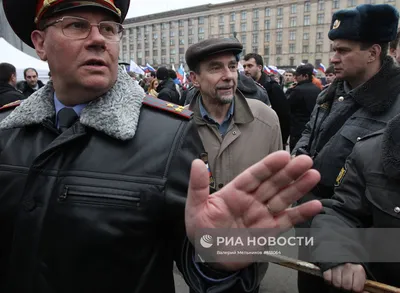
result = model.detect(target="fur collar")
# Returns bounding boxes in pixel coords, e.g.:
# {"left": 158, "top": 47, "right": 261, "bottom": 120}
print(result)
{"left": 382, "top": 113, "right": 400, "bottom": 179}
{"left": 318, "top": 57, "right": 400, "bottom": 113}
{"left": 0, "top": 66, "right": 145, "bottom": 140}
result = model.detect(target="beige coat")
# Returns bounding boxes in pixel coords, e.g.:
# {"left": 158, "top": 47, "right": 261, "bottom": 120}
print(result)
{"left": 190, "top": 91, "right": 283, "bottom": 191}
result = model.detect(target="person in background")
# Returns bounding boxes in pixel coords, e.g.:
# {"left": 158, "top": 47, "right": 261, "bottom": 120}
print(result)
{"left": 168, "top": 69, "right": 182, "bottom": 100}
{"left": 17, "top": 67, "right": 45, "bottom": 98}
{"left": 156, "top": 67, "right": 180, "bottom": 104}
{"left": 283, "top": 69, "right": 295, "bottom": 93}
{"left": 0, "top": 62, "right": 25, "bottom": 106}
{"left": 323, "top": 65, "right": 336, "bottom": 89}
{"left": 147, "top": 78, "right": 159, "bottom": 97}
{"left": 389, "top": 29, "right": 400, "bottom": 64}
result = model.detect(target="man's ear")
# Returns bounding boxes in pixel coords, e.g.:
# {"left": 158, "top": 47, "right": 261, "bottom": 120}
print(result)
{"left": 368, "top": 44, "right": 382, "bottom": 63}
{"left": 190, "top": 71, "right": 200, "bottom": 88}
{"left": 31, "top": 30, "right": 47, "bottom": 61}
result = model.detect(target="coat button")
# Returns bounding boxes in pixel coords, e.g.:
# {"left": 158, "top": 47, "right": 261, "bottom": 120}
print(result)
{"left": 357, "top": 137, "right": 361, "bottom": 141}
{"left": 232, "top": 131, "right": 237, "bottom": 135}
{"left": 394, "top": 207, "right": 400, "bottom": 213}
{"left": 338, "top": 96, "right": 344, "bottom": 102}
{"left": 218, "top": 183, "right": 224, "bottom": 189}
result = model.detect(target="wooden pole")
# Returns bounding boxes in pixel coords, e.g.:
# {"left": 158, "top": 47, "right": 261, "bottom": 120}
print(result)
{"left": 266, "top": 254, "right": 400, "bottom": 293}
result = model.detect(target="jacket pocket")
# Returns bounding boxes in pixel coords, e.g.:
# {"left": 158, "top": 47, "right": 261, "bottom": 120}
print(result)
{"left": 58, "top": 185, "right": 141, "bottom": 208}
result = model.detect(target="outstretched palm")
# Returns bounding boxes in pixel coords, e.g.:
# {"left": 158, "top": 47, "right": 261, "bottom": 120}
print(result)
{"left": 185, "top": 151, "right": 322, "bottom": 271}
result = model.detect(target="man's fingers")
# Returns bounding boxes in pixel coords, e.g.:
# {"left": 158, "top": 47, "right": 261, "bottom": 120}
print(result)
{"left": 331, "top": 266, "right": 343, "bottom": 288}
{"left": 274, "top": 200, "right": 322, "bottom": 231}
{"left": 187, "top": 159, "right": 211, "bottom": 207}
{"left": 263, "top": 169, "right": 321, "bottom": 214}
{"left": 352, "top": 265, "right": 366, "bottom": 293}
{"left": 255, "top": 155, "right": 316, "bottom": 204}
{"left": 341, "top": 264, "right": 354, "bottom": 291}
{"left": 231, "top": 151, "right": 291, "bottom": 193}
{"left": 323, "top": 269, "right": 332, "bottom": 283}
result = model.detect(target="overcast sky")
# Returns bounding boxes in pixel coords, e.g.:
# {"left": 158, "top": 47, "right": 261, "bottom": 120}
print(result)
{"left": 127, "top": 0, "right": 232, "bottom": 18}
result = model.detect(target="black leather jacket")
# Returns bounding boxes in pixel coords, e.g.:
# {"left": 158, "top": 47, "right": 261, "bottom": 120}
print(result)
{"left": 0, "top": 74, "right": 264, "bottom": 293}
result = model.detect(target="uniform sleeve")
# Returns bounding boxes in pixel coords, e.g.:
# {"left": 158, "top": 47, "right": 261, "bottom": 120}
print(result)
{"left": 310, "top": 145, "right": 373, "bottom": 274}
{"left": 164, "top": 120, "right": 267, "bottom": 293}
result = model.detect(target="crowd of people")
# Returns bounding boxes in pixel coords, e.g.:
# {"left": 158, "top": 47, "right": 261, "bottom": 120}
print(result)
{"left": 1, "top": 0, "right": 400, "bottom": 293}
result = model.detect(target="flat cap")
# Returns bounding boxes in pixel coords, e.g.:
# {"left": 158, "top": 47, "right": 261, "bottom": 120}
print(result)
{"left": 295, "top": 64, "right": 314, "bottom": 77}
{"left": 2, "top": 0, "right": 130, "bottom": 48}
{"left": 185, "top": 37, "right": 243, "bottom": 71}
{"left": 328, "top": 4, "right": 399, "bottom": 43}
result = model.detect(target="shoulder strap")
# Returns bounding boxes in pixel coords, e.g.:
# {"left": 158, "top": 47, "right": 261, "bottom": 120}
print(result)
{"left": 142, "top": 95, "right": 193, "bottom": 119}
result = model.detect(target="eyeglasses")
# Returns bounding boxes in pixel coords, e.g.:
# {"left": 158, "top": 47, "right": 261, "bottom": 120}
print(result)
{"left": 42, "top": 16, "right": 124, "bottom": 42}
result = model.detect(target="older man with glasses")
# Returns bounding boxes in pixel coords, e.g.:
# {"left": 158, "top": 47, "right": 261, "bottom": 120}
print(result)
{"left": 0, "top": 1, "right": 323, "bottom": 292}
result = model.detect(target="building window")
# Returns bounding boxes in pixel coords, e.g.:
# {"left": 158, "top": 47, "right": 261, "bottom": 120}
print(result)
{"left": 179, "top": 47, "right": 185, "bottom": 54}
{"left": 317, "top": 13, "right": 324, "bottom": 24}
{"left": 188, "top": 19, "right": 194, "bottom": 26}
{"left": 276, "top": 57, "right": 281, "bottom": 66}
{"left": 188, "top": 28, "right": 193, "bottom": 35}
{"left": 179, "top": 39, "right": 184, "bottom": 45}
{"left": 137, "top": 52, "right": 142, "bottom": 58}
{"left": 170, "top": 57, "right": 175, "bottom": 64}
{"left": 241, "top": 11, "right": 247, "bottom": 20}
{"left": 253, "top": 21, "right": 259, "bottom": 31}
{"left": 277, "top": 7, "right": 283, "bottom": 16}
{"left": 302, "top": 59, "right": 308, "bottom": 64}
{"left": 198, "top": 27, "right": 204, "bottom": 34}
{"left": 180, "top": 55, "right": 185, "bottom": 63}
{"left": 276, "top": 45, "right": 282, "bottom": 55}
{"left": 303, "top": 32, "right": 309, "bottom": 40}
{"left": 264, "top": 57, "right": 269, "bottom": 65}
{"left": 317, "top": 32, "right": 323, "bottom": 39}
{"left": 161, "top": 41, "right": 166, "bottom": 47}
{"left": 241, "top": 34, "right": 247, "bottom": 44}
{"left": 170, "top": 31, "right": 175, "bottom": 37}
{"left": 179, "top": 20, "right": 184, "bottom": 27}
{"left": 230, "top": 12, "right": 236, "bottom": 21}
{"left": 253, "top": 8, "right": 259, "bottom": 18}
{"left": 304, "top": 1, "right": 311, "bottom": 12}
{"left": 304, "top": 15, "right": 310, "bottom": 26}
{"left": 199, "top": 35, "right": 205, "bottom": 40}
{"left": 318, "top": 0, "right": 325, "bottom": 11}
{"left": 161, "top": 32, "right": 166, "bottom": 39}
{"left": 276, "top": 31, "right": 282, "bottom": 42}
{"left": 253, "top": 33, "right": 258, "bottom": 43}
{"left": 265, "top": 8, "right": 271, "bottom": 17}
{"left": 365, "top": 0, "right": 375, "bottom": 3}
{"left": 188, "top": 37, "right": 193, "bottom": 44}
{"left": 277, "top": 18, "right": 283, "bottom": 29}
{"left": 289, "top": 30, "right": 296, "bottom": 40}
{"left": 199, "top": 17, "right": 205, "bottom": 24}
{"left": 179, "top": 30, "right": 184, "bottom": 36}
{"left": 333, "top": 0, "right": 340, "bottom": 8}
{"left": 347, "top": 0, "right": 356, "bottom": 7}
{"left": 265, "top": 32, "right": 270, "bottom": 42}
{"left": 265, "top": 20, "right": 270, "bottom": 30}
{"left": 170, "top": 21, "right": 176, "bottom": 28}
{"left": 291, "top": 4, "right": 297, "bottom": 14}
{"left": 219, "top": 15, "right": 224, "bottom": 23}
{"left": 219, "top": 25, "right": 224, "bottom": 34}
{"left": 137, "top": 43, "right": 142, "bottom": 49}
{"left": 161, "top": 57, "right": 166, "bottom": 64}
{"left": 170, "top": 39, "right": 175, "bottom": 46}
{"left": 289, "top": 43, "right": 295, "bottom": 53}
{"left": 290, "top": 57, "right": 295, "bottom": 66}
{"left": 230, "top": 24, "right": 235, "bottom": 33}
{"left": 252, "top": 46, "right": 258, "bottom": 53}
{"left": 316, "top": 44, "right": 322, "bottom": 52}
{"left": 170, "top": 49, "right": 176, "bottom": 55}
{"left": 264, "top": 47, "right": 270, "bottom": 55}
{"left": 303, "top": 45, "right": 309, "bottom": 53}
{"left": 241, "top": 23, "right": 247, "bottom": 31}
{"left": 161, "top": 49, "right": 166, "bottom": 55}
{"left": 290, "top": 17, "right": 296, "bottom": 27}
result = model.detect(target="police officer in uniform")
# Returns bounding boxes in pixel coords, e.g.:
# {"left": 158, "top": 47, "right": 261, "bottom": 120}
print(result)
{"left": 0, "top": 0, "right": 323, "bottom": 292}
{"left": 291, "top": 4, "right": 400, "bottom": 293}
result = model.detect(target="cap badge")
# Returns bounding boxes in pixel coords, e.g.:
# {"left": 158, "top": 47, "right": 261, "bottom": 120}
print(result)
{"left": 333, "top": 19, "right": 341, "bottom": 29}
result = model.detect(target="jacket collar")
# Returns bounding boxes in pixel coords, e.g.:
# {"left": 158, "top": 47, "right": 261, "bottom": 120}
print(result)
{"left": 0, "top": 66, "right": 145, "bottom": 141}
{"left": 382, "top": 113, "right": 400, "bottom": 179}
{"left": 189, "top": 89, "right": 254, "bottom": 126}
{"left": 318, "top": 57, "right": 400, "bottom": 113}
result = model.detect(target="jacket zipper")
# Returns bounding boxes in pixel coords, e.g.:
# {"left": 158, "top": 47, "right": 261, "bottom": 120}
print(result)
{"left": 59, "top": 186, "right": 140, "bottom": 207}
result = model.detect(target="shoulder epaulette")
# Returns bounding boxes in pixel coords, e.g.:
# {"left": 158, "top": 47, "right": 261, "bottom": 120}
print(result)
{"left": 0, "top": 100, "right": 21, "bottom": 112}
{"left": 356, "top": 129, "right": 384, "bottom": 142}
{"left": 142, "top": 95, "right": 193, "bottom": 119}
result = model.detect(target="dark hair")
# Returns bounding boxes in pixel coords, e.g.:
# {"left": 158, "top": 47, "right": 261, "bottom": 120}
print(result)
{"left": 150, "top": 71, "right": 156, "bottom": 78}
{"left": 243, "top": 53, "right": 264, "bottom": 67}
{"left": 325, "top": 65, "right": 335, "bottom": 75}
{"left": 295, "top": 64, "right": 314, "bottom": 81}
{"left": 390, "top": 30, "right": 400, "bottom": 50}
{"left": 359, "top": 42, "right": 388, "bottom": 64}
{"left": 285, "top": 69, "right": 295, "bottom": 75}
{"left": 0, "top": 62, "right": 16, "bottom": 83}
{"left": 24, "top": 67, "right": 38, "bottom": 78}
{"left": 168, "top": 69, "right": 177, "bottom": 79}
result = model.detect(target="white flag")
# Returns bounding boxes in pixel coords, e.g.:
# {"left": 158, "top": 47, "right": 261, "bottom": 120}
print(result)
{"left": 130, "top": 60, "right": 145, "bottom": 75}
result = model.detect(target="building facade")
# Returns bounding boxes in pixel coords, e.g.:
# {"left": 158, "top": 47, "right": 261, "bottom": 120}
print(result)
{"left": 121, "top": 0, "right": 399, "bottom": 70}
